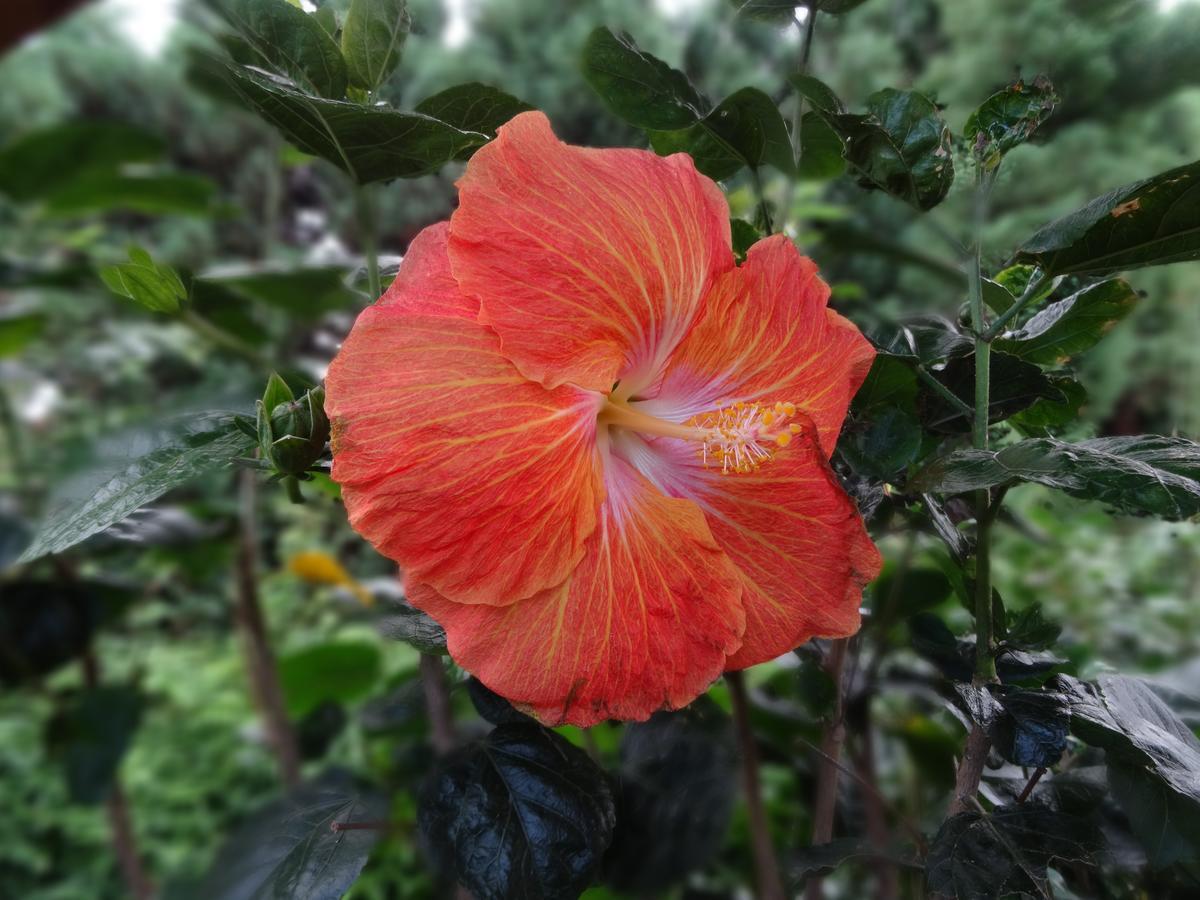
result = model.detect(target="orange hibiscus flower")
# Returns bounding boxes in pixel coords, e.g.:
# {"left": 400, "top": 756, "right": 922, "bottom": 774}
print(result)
{"left": 325, "top": 111, "right": 881, "bottom": 726}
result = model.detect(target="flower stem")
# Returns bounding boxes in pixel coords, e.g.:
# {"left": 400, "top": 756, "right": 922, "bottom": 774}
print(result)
{"left": 727, "top": 670, "right": 786, "bottom": 900}
{"left": 355, "top": 183, "right": 382, "bottom": 302}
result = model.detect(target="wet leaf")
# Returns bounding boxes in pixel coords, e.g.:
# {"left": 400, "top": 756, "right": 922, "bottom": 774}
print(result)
{"left": 965, "top": 77, "right": 1057, "bottom": 170}
{"left": 910, "top": 435, "right": 1200, "bottom": 519}
{"left": 419, "top": 724, "right": 615, "bottom": 900}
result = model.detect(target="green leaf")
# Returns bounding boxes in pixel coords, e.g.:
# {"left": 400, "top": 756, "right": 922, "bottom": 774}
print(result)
{"left": 840, "top": 406, "right": 922, "bottom": 479}
{"left": 1016, "top": 159, "right": 1200, "bottom": 275}
{"left": 0, "top": 122, "right": 163, "bottom": 204}
{"left": 994, "top": 278, "right": 1138, "bottom": 365}
{"left": 916, "top": 351, "right": 1061, "bottom": 433}
{"left": 649, "top": 87, "right": 795, "bottom": 179}
{"left": 206, "top": 60, "right": 486, "bottom": 183}
{"left": 981, "top": 277, "right": 1016, "bottom": 315}
{"left": 99, "top": 247, "right": 188, "bottom": 314}
{"left": 581, "top": 27, "right": 707, "bottom": 131}
{"left": 792, "top": 76, "right": 954, "bottom": 210}
{"left": 926, "top": 804, "right": 1100, "bottom": 898}
{"left": 0, "top": 312, "right": 45, "bottom": 357}
{"left": 1003, "top": 604, "right": 1062, "bottom": 652}
{"left": 46, "top": 687, "right": 143, "bottom": 805}
{"left": 197, "top": 264, "right": 361, "bottom": 318}
{"left": 852, "top": 355, "right": 917, "bottom": 410}
{"left": 277, "top": 641, "right": 382, "bottom": 717}
{"left": 175, "top": 772, "right": 387, "bottom": 899}
{"left": 42, "top": 171, "right": 216, "bottom": 217}
{"left": 467, "top": 677, "right": 534, "bottom": 726}
{"left": 964, "top": 76, "right": 1057, "bottom": 170}
{"left": 868, "top": 315, "right": 973, "bottom": 365}
{"left": 17, "top": 413, "right": 255, "bottom": 563}
{"left": 730, "top": 218, "right": 763, "bottom": 260}
{"left": 797, "top": 111, "right": 846, "bottom": 180}
{"left": 414, "top": 82, "right": 533, "bottom": 157}
{"left": 214, "top": 0, "right": 348, "bottom": 98}
{"left": 910, "top": 435, "right": 1200, "bottom": 519}
{"left": 1108, "top": 760, "right": 1200, "bottom": 870}
{"left": 341, "top": 0, "right": 408, "bottom": 91}
{"left": 419, "top": 724, "right": 616, "bottom": 900}
{"left": 261, "top": 372, "right": 295, "bottom": 415}
{"left": 1008, "top": 374, "right": 1087, "bottom": 433}
{"left": 375, "top": 602, "right": 447, "bottom": 655}
{"left": 0, "top": 582, "right": 126, "bottom": 685}
{"left": 605, "top": 701, "right": 736, "bottom": 893}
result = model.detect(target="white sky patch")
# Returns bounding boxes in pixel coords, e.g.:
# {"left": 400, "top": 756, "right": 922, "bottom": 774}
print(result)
{"left": 1159, "top": 0, "right": 1198, "bottom": 9}
{"left": 109, "top": 0, "right": 179, "bottom": 57}
{"left": 443, "top": 0, "right": 472, "bottom": 48}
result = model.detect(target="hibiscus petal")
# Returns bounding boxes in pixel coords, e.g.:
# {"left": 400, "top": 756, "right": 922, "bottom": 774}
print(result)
{"left": 409, "top": 457, "right": 745, "bottom": 726}
{"left": 449, "top": 111, "right": 734, "bottom": 394}
{"left": 326, "top": 224, "right": 604, "bottom": 605}
{"left": 641, "top": 234, "right": 875, "bottom": 457}
{"left": 612, "top": 422, "right": 880, "bottom": 669}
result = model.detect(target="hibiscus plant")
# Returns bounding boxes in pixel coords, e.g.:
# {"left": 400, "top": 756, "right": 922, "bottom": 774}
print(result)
{"left": 4, "top": 0, "right": 1200, "bottom": 899}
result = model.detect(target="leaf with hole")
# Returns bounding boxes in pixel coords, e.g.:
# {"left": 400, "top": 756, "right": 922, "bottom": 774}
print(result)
{"left": 1015, "top": 159, "right": 1200, "bottom": 275}
{"left": 910, "top": 435, "right": 1200, "bottom": 519}
{"left": 965, "top": 77, "right": 1057, "bottom": 169}
{"left": 418, "top": 723, "right": 615, "bottom": 900}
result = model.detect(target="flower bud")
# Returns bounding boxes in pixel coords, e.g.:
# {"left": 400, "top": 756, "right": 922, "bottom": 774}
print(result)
{"left": 257, "top": 381, "right": 330, "bottom": 478}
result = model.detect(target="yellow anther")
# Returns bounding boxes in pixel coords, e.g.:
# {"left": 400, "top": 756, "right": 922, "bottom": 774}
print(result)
{"left": 775, "top": 431, "right": 793, "bottom": 448}
{"left": 782, "top": 402, "right": 796, "bottom": 416}
{"left": 789, "top": 423, "right": 802, "bottom": 434}
{"left": 761, "top": 410, "right": 775, "bottom": 426}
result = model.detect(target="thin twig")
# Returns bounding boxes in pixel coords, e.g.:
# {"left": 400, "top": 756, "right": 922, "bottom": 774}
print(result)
{"left": 915, "top": 364, "right": 974, "bottom": 419}
{"left": 419, "top": 653, "right": 458, "bottom": 757}
{"left": 981, "top": 269, "right": 1052, "bottom": 341}
{"left": 234, "top": 468, "right": 302, "bottom": 788}
{"left": 805, "top": 638, "right": 850, "bottom": 900}
{"left": 1016, "top": 767, "right": 1046, "bottom": 804}
{"left": 727, "top": 670, "right": 786, "bottom": 900}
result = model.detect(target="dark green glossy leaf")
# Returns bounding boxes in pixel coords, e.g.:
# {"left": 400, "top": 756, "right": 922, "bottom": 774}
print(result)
{"left": 852, "top": 356, "right": 917, "bottom": 410}
{"left": 174, "top": 771, "right": 387, "bottom": 900}
{"left": 419, "top": 723, "right": 615, "bottom": 900}
{"left": 42, "top": 171, "right": 216, "bottom": 216}
{"left": 910, "top": 435, "right": 1200, "bottom": 519}
{"left": 581, "top": 27, "right": 707, "bottom": 131}
{"left": 0, "top": 122, "right": 163, "bottom": 204}
{"left": 17, "top": 413, "right": 255, "bottom": 563}
{"left": 277, "top": 641, "right": 382, "bottom": 717}
{"left": 994, "top": 278, "right": 1138, "bottom": 365}
{"left": 1003, "top": 604, "right": 1062, "bottom": 652}
{"left": 1016, "top": 159, "right": 1200, "bottom": 275}
{"left": 910, "top": 613, "right": 1063, "bottom": 683}
{"left": 414, "top": 83, "right": 532, "bottom": 161}
{"left": 605, "top": 701, "right": 736, "bottom": 893}
{"left": 261, "top": 372, "right": 294, "bottom": 416}
{"left": 868, "top": 316, "right": 972, "bottom": 365}
{"left": 0, "top": 312, "right": 45, "bottom": 357}
{"left": 651, "top": 87, "right": 794, "bottom": 179}
{"left": 376, "top": 601, "right": 447, "bottom": 654}
{"left": 870, "top": 567, "right": 953, "bottom": 620}
{"left": 1008, "top": 375, "right": 1087, "bottom": 434}
{"left": 47, "top": 687, "right": 143, "bottom": 805}
{"left": 1108, "top": 760, "right": 1200, "bottom": 870}
{"left": 341, "top": 0, "right": 408, "bottom": 91}
{"left": 927, "top": 804, "right": 1101, "bottom": 899}
{"left": 917, "top": 351, "right": 1061, "bottom": 433}
{"left": 840, "top": 406, "right": 922, "bottom": 479}
{"left": 467, "top": 677, "right": 533, "bottom": 726}
{"left": 981, "top": 277, "right": 1016, "bottom": 315}
{"left": 99, "top": 247, "right": 187, "bottom": 314}
{"left": 207, "top": 60, "right": 486, "bottom": 183}
{"left": 214, "top": 0, "right": 348, "bottom": 98}
{"left": 964, "top": 76, "right": 1057, "bottom": 170}
{"left": 793, "top": 76, "right": 954, "bottom": 210}
{"left": 797, "top": 111, "right": 846, "bottom": 180}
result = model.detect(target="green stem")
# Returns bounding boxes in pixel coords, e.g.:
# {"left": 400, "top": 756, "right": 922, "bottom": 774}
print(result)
{"left": 791, "top": 4, "right": 818, "bottom": 163}
{"left": 749, "top": 166, "right": 774, "bottom": 234}
{"left": 967, "top": 169, "right": 998, "bottom": 684}
{"left": 981, "top": 269, "right": 1052, "bottom": 341}
{"left": 356, "top": 183, "right": 382, "bottom": 302}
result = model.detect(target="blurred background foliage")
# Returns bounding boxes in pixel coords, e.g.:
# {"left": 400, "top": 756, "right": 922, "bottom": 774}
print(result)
{"left": 0, "top": 0, "right": 1198, "bottom": 897}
